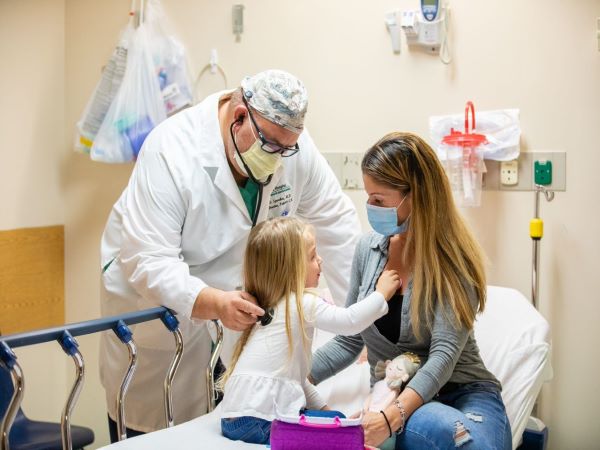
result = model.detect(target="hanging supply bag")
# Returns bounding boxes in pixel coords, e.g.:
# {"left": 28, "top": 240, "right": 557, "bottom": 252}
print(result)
{"left": 74, "top": 11, "right": 135, "bottom": 154}
{"left": 90, "top": 20, "right": 166, "bottom": 163}
{"left": 144, "top": 0, "right": 194, "bottom": 116}
{"left": 430, "top": 108, "right": 521, "bottom": 162}
{"left": 437, "top": 101, "right": 488, "bottom": 208}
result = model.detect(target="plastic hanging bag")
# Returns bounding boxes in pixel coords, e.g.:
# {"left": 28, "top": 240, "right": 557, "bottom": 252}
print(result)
{"left": 74, "top": 17, "right": 135, "bottom": 154}
{"left": 90, "top": 21, "right": 166, "bottom": 163}
{"left": 429, "top": 108, "right": 521, "bottom": 162}
{"left": 144, "top": 0, "right": 194, "bottom": 116}
{"left": 437, "top": 101, "right": 488, "bottom": 208}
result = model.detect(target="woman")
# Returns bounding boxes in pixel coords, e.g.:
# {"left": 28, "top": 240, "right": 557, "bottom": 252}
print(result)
{"left": 310, "top": 132, "right": 511, "bottom": 449}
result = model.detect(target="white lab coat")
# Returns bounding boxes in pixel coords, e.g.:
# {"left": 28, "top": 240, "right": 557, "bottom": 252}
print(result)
{"left": 99, "top": 91, "right": 361, "bottom": 432}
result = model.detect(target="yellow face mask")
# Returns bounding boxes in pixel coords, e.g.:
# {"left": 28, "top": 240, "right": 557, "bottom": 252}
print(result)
{"left": 233, "top": 138, "right": 282, "bottom": 182}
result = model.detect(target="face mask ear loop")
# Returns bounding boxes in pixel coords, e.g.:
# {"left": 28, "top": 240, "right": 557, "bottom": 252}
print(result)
{"left": 247, "top": 114, "right": 259, "bottom": 142}
{"left": 396, "top": 193, "right": 409, "bottom": 210}
{"left": 229, "top": 120, "right": 271, "bottom": 187}
{"left": 396, "top": 194, "right": 413, "bottom": 227}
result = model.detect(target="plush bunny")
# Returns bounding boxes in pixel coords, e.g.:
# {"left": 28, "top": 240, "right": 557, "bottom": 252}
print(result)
{"left": 363, "top": 352, "right": 421, "bottom": 413}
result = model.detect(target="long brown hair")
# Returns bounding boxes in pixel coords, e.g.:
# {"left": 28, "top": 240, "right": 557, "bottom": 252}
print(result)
{"left": 217, "top": 217, "right": 310, "bottom": 389}
{"left": 362, "top": 132, "right": 487, "bottom": 337}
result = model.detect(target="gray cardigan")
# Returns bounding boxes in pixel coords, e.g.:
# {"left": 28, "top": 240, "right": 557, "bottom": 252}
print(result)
{"left": 310, "top": 232, "right": 500, "bottom": 403}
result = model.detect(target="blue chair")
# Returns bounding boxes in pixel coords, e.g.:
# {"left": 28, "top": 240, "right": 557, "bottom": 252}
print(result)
{"left": 1, "top": 365, "right": 94, "bottom": 450}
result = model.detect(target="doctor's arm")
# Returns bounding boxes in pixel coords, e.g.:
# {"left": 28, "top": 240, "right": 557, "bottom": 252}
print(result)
{"left": 295, "top": 132, "right": 361, "bottom": 305}
{"left": 119, "top": 149, "right": 262, "bottom": 329}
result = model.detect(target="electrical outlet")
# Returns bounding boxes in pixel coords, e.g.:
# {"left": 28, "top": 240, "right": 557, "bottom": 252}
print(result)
{"left": 497, "top": 151, "right": 565, "bottom": 191}
{"left": 321, "top": 151, "right": 365, "bottom": 189}
{"left": 534, "top": 160, "right": 552, "bottom": 185}
{"left": 341, "top": 153, "right": 364, "bottom": 189}
{"left": 500, "top": 160, "right": 519, "bottom": 186}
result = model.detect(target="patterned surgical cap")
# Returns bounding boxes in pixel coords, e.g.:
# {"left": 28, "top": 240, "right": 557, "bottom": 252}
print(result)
{"left": 241, "top": 70, "right": 308, "bottom": 134}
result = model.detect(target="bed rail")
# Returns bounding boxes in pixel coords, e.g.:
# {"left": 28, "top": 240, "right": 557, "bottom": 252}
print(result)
{"left": 0, "top": 308, "right": 223, "bottom": 450}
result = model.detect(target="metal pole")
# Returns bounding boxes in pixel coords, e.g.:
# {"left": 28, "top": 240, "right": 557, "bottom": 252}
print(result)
{"left": 531, "top": 185, "right": 554, "bottom": 308}
{"left": 1, "top": 360, "right": 24, "bottom": 450}
{"left": 116, "top": 340, "right": 138, "bottom": 441}
{"left": 61, "top": 350, "right": 85, "bottom": 450}
{"left": 529, "top": 185, "right": 554, "bottom": 414}
{"left": 206, "top": 320, "right": 224, "bottom": 413}
{"left": 164, "top": 328, "right": 184, "bottom": 427}
{"left": 532, "top": 239, "right": 540, "bottom": 310}
{"left": 531, "top": 188, "right": 541, "bottom": 309}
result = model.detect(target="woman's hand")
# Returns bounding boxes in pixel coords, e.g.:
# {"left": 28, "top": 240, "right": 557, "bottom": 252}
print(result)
{"left": 361, "top": 411, "right": 392, "bottom": 448}
{"left": 375, "top": 270, "right": 402, "bottom": 301}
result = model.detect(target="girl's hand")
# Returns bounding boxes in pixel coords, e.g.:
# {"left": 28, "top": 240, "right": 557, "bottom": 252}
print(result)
{"left": 375, "top": 270, "right": 402, "bottom": 301}
{"left": 362, "top": 411, "right": 392, "bottom": 448}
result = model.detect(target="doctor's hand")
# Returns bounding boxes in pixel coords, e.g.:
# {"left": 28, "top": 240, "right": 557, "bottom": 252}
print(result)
{"left": 217, "top": 290, "right": 265, "bottom": 331}
{"left": 192, "top": 287, "right": 264, "bottom": 331}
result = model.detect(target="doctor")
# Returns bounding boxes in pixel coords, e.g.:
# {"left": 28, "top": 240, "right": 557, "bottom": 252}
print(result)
{"left": 99, "top": 69, "right": 361, "bottom": 439}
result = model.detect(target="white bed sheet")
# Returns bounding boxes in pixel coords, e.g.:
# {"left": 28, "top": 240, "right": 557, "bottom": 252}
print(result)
{"left": 100, "top": 286, "right": 551, "bottom": 450}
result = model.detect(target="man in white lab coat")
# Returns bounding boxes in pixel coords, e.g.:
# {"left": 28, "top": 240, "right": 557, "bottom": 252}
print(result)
{"left": 99, "top": 69, "right": 360, "bottom": 438}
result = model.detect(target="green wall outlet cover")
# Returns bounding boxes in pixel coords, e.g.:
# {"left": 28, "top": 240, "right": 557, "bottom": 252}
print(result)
{"left": 534, "top": 160, "right": 552, "bottom": 185}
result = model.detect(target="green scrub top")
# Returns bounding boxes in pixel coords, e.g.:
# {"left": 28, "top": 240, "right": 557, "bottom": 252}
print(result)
{"left": 239, "top": 178, "right": 259, "bottom": 220}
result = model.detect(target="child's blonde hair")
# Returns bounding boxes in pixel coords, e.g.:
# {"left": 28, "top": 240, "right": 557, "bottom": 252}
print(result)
{"left": 217, "top": 217, "right": 311, "bottom": 390}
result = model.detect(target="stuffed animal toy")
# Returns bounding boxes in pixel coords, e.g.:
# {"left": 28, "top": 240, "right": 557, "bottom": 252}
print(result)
{"left": 363, "top": 352, "right": 421, "bottom": 413}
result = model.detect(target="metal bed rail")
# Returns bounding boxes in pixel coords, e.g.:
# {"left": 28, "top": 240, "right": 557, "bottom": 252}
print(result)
{"left": 0, "top": 308, "right": 223, "bottom": 450}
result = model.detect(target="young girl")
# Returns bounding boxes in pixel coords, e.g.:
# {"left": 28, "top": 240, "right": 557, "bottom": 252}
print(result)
{"left": 218, "top": 216, "right": 401, "bottom": 445}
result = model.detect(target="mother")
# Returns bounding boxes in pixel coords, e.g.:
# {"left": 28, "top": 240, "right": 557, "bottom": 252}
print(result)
{"left": 310, "top": 132, "right": 511, "bottom": 449}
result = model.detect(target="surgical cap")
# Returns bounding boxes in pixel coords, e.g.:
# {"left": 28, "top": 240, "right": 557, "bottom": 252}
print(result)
{"left": 241, "top": 70, "right": 308, "bottom": 134}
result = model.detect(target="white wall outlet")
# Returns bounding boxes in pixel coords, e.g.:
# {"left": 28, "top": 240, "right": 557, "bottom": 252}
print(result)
{"left": 321, "top": 151, "right": 365, "bottom": 189}
{"left": 500, "top": 160, "right": 519, "bottom": 186}
{"left": 341, "top": 152, "right": 364, "bottom": 190}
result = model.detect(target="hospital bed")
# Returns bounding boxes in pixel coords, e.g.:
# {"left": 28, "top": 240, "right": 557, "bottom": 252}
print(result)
{"left": 97, "top": 285, "right": 552, "bottom": 450}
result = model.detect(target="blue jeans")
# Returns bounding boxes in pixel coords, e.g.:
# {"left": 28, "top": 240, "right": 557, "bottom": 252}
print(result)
{"left": 221, "top": 416, "right": 271, "bottom": 445}
{"left": 395, "top": 382, "right": 511, "bottom": 450}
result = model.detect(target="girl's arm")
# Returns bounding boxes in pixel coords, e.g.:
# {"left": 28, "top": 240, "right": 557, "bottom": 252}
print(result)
{"left": 302, "top": 266, "right": 399, "bottom": 335}
{"left": 309, "top": 235, "right": 377, "bottom": 384}
{"left": 302, "top": 377, "right": 327, "bottom": 410}
{"left": 302, "top": 291, "right": 388, "bottom": 336}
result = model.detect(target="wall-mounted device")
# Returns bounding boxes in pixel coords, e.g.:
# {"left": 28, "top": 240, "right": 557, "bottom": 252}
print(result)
{"left": 232, "top": 4, "right": 244, "bottom": 40}
{"left": 385, "top": 10, "right": 401, "bottom": 54}
{"left": 401, "top": 0, "right": 451, "bottom": 63}
{"left": 421, "top": 0, "right": 440, "bottom": 21}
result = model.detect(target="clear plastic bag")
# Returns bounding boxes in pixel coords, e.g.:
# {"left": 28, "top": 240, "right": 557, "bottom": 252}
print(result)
{"left": 74, "top": 20, "right": 134, "bottom": 154}
{"left": 90, "top": 22, "right": 166, "bottom": 163}
{"left": 145, "top": 0, "right": 194, "bottom": 116}
{"left": 429, "top": 109, "right": 521, "bottom": 162}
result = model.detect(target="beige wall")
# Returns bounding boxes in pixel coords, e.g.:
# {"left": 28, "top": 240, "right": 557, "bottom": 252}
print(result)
{"left": 0, "top": 0, "right": 70, "bottom": 426}
{"left": 1, "top": 0, "right": 597, "bottom": 448}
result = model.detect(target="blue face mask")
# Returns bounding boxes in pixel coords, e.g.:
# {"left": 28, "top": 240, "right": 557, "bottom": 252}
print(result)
{"left": 366, "top": 196, "right": 410, "bottom": 236}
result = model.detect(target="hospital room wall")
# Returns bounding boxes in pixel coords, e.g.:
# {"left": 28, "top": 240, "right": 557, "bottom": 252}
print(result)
{"left": 0, "top": 0, "right": 72, "bottom": 431}
{"left": 0, "top": 0, "right": 592, "bottom": 449}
